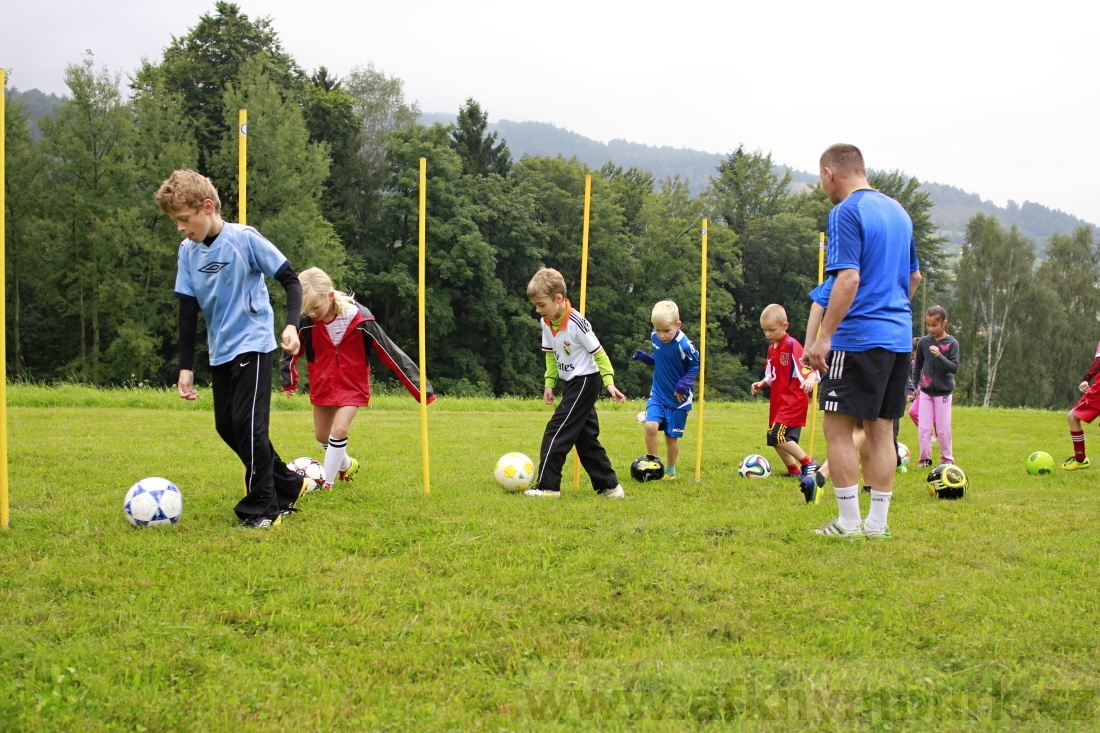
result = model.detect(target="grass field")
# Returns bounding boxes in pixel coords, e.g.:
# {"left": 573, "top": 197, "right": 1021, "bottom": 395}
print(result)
{"left": 2, "top": 385, "right": 1098, "bottom": 731}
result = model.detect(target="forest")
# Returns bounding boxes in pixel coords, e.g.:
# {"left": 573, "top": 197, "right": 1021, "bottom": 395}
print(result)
{"left": 3, "top": 2, "right": 1098, "bottom": 409}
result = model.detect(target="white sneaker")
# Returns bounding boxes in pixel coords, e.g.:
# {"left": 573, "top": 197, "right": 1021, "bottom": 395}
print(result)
{"left": 813, "top": 518, "right": 863, "bottom": 539}
{"left": 597, "top": 485, "right": 625, "bottom": 498}
{"left": 523, "top": 488, "right": 560, "bottom": 498}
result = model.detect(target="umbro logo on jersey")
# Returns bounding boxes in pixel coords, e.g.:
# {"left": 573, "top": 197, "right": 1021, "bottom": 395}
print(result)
{"left": 198, "top": 262, "right": 230, "bottom": 274}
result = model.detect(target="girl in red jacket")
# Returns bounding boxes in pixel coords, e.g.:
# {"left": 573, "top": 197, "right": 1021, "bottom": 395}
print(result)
{"left": 281, "top": 267, "right": 435, "bottom": 489}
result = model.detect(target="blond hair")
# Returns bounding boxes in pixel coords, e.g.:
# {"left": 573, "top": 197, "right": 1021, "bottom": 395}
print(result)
{"left": 299, "top": 267, "right": 355, "bottom": 316}
{"left": 819, "top": 144, "right": 865, "bottom": 177}
{"left": 651, "top": 300, "right": 680, "bottom": 327}
{"left": 154, "top": 169, "right": 221, "bottom": 213}
{"left": 526, "top": 267, "right": 567, "bottom": 299}
{"left": 760, "top": 303, "right": 788, "bottom": 327}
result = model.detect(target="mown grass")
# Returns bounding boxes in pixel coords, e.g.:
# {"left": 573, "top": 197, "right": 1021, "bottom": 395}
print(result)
{"left": 2, "top": 386, "right": 1098, "bottom": 731}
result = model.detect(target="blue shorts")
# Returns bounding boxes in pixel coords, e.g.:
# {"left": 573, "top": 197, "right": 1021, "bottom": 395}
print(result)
{"left": 645, "top": 399, "right": 689, "bottom": 438}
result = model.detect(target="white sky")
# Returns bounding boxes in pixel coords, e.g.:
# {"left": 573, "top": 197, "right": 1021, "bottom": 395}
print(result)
{"left": 5, "top": 0, "right": 1099, "bottom": 225}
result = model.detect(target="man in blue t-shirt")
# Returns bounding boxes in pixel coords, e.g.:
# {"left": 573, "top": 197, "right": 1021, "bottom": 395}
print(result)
{"left": 156, "top": 169, "right": 309, "bottom": 528}
{"left": 803, "top": 144, "right": 921, "bottom": 540}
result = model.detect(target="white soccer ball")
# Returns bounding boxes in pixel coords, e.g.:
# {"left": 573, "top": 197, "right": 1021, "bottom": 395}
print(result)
{"left": 494, "top": 452, "right": 535, "bottom": 492}
{"left": 636, "top": 411, "right": 647, "bottom": 424}
{"left": 124, "top": 477, "right": 183, "bottom": 527}
{"left": 897, "top": 442, "right": 911, "bottom": 466}
{"left": 288, "top": 456, "right": 327, "bottom": 492}
{"left": 738, "top": 454, "right": 772, "bottom": 479}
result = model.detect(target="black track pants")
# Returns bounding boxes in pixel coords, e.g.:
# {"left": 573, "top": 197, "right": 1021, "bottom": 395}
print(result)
{"left": 210, "top": 350, "right": 304, "bottom": 519}
{"left": 536, "top": 372, "right": 619, "bottom": 492}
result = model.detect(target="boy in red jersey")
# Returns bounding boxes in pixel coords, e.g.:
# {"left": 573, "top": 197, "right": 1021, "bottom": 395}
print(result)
{"left": 751, "top": 304, "right": 818, "bottom": 489}
{"left": 1063, "top": 340, "right": 1100, "bottom": 470}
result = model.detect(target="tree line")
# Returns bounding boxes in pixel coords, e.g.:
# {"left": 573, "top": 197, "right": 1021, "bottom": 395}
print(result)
{"left": 4, "top": 2, "right": 1098, "bottom": 408}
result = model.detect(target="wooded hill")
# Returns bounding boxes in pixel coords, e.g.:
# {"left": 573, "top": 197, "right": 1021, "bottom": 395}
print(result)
{"left": 420, "top": 113, "right": 1096, "bottom": 250}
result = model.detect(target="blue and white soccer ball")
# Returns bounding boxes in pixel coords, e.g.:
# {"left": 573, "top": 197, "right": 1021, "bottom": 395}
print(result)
{"left": 124, "top": 477, "right": 183, "bottom": 527}
{"left": 738, "top": 454, "right": 772, "bottom": 479}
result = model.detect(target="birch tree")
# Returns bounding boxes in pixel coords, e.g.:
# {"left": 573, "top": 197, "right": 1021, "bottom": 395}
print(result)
{"left": 953, "top": 214, "right": 1036, "bottom": 407}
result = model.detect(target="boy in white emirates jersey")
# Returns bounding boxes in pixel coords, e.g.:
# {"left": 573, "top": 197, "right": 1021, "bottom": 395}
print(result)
{"left": 523, "top": 268, "right": 627, "bottom": 498}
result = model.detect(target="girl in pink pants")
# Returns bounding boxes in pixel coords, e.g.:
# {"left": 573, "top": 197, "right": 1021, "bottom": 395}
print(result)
{"left": 918, "top": 392, "right": 953, "bottom": 464}
{"left": 913, "top": 306, "right": 959, "bottom": 467}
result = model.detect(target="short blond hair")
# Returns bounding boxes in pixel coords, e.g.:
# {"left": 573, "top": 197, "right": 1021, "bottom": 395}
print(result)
{"left": 526, "top": 267, "right": 567, "bottom": 299}
{"left": 760, "top": 303, "right": 788, "bottom": 327}
{"left": 651, "top": 300, "right": 680, "bottom": 327}
{"left": 154, "top": 169, "right": 221, "bottom": 213}
{"left": 299, "top": 267, "right": 355, "bottom": 315}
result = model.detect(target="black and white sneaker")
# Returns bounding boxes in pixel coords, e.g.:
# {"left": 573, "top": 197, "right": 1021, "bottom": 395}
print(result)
{"left": 238, "top": 513, "right": 283, "bottom": 528}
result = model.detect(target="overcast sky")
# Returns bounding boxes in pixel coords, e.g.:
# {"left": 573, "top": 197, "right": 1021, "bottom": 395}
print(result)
{"left": 5, "top": 0, "right": 1098, "bottom": 226}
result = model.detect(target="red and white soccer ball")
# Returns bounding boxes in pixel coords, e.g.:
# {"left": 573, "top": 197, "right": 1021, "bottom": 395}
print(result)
{"left": 494, "top": 452, "right": 535, "bottom": 492}
{"left": 635, "top": 411, "right": 647, "bottom": 424}
{"left": 124, "top": 477, "right": 184, "bottom": 527}
{"left": 288, "top": 456, "right": 327, "bottom": 492}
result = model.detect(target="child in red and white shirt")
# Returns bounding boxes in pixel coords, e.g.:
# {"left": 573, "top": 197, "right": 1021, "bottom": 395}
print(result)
{"left": 751, "top": 303, "right": 818, "bottom": 482}
{"left": 281, "top": 267, "right": 434, "bottom": 488}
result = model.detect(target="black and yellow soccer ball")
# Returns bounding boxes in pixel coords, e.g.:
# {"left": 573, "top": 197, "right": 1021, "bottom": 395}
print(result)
{"left": 927, "top": 463, "right": 968, "bottom": 500}
{"left": 630, "top": 454, "right": 665, "bottom": 482}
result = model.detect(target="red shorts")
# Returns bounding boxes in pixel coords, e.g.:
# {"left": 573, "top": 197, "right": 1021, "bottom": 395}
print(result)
{"left": 1072, "top": 383, "right": 1100, "bottom": 423}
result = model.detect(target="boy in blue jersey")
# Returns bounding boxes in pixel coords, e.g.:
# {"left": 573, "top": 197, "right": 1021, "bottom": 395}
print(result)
{"left": 803, "top": 144, "right": 921, "bottom": 540}
{"left": 523, "top": 268, "right": 627, "bottom": 499}
{"left": 631, "top": 300, "right": 700, "bottom": 479}
{"left": 156, "top": 170, "right": 309, "bottom": 528}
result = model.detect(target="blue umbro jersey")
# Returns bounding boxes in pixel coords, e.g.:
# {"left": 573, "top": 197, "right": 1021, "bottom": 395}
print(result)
{"left": 174, "top": 223, "right": 288, "bottom": 366}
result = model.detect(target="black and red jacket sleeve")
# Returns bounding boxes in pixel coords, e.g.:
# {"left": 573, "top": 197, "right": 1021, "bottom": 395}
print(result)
{"left": 360, "top": 314, "right": 435, "bottom": 403}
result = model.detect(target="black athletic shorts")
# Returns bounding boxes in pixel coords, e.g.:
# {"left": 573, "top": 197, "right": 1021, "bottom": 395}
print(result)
{"left": 766, "top": 423, "right": 801, "bottom": 447}
{"left": 818, "top": 348, "right": 909, "bottom": 421}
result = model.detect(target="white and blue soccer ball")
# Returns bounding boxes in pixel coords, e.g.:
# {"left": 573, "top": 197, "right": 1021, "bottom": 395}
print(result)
{"left": 738, "top": 454, "right": 772, "bottom": 479}
{"left": 124, "top": 477, "right": 183, "bottom": 527}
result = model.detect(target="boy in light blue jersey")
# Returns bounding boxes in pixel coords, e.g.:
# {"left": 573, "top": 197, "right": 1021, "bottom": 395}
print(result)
{"left": 631, "top": 300, "right": 700, "bottom": 479}
{"left": 156, "top": 169, "right": 309, "bottom": 528}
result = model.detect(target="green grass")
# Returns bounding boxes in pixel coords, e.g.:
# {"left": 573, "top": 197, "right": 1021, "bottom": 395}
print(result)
{"left": 2, "top": 388, "right": 1099, "bottom": 731}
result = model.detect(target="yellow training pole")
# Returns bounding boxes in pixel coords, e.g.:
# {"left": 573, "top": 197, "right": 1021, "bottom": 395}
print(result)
{"left": 1, "top": 69, "right": 9, "bottom": 529}
{"left": 237, "top": 110, "right": 248, "bottom": 496}
{"left": 572, "top": 175, "right": 592, "bottom": 489}
{"left": 807, "top": 232, "right": 825, "bottom": 462}
{"left": 418, "top": 158, "right": 431, "bottom": 495}
{"left": 238, "top": 110, "right": 247, "bottom": 225}
{"left": 693, "top": 220, "right": 708, "bottom": 481}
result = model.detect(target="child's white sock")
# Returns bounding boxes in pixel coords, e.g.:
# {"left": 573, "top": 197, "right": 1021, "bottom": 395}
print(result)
{"left": 834, "top": 485, "right": 862, "bottom": 529}
{"left": 323, "top": 436, "right": 348, "bottom": 488}
{"left": 865, "top": 490, "right": 892, "bottom": 531}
